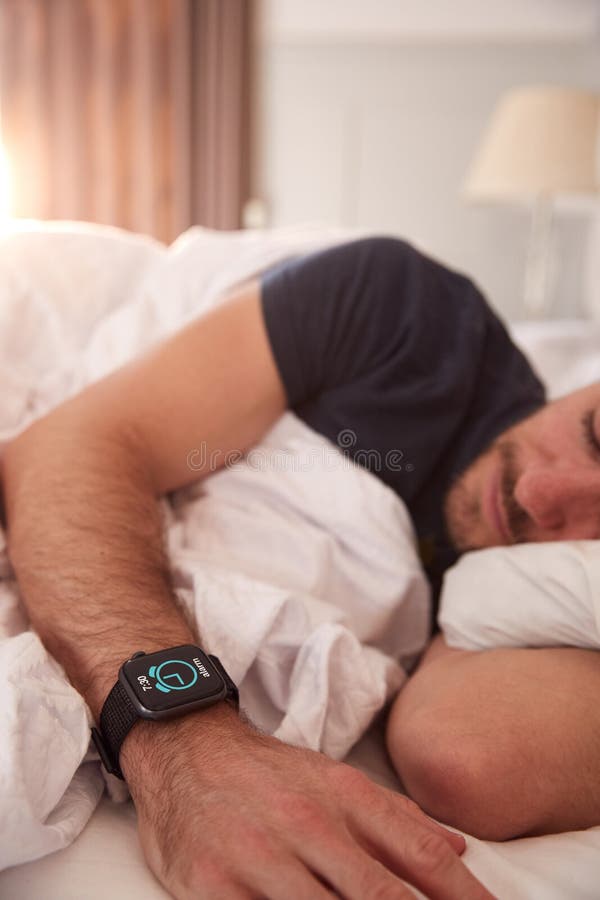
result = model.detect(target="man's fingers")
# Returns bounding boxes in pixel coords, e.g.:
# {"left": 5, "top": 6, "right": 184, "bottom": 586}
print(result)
{"left": 347, "top": 800, "right": 495, "bottom": 900}
{"left": 188, "top": 871, "right": 253, "bottom": 900}
{"left": 201, "top": 887, "right": 253, "bottom": 900}
{"left": 377, "top": 789, "right": 467, "bottom": 856}
{"left": 423, "top": 820, "right": 466, "bottom": 857}
{"left": 295, "top": 826, "right": 416, "bottom": 900}
{"left": 245, "top": 856, "right": 339, "bottom": 900}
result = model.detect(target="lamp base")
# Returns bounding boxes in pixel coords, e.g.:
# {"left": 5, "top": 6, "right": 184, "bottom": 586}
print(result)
{"left": 523, "top": 195, "right": 553, "bottom": 318}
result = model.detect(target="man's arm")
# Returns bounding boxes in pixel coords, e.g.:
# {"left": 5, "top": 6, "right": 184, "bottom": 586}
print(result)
{"left": 2, "top": 284, "right": 490, "bottom": 899}
{"left": 386, "top": 634, "right": 600, "bottom": 840}
{"left": 3, "top": 285, "right": 285, "bottom": 715}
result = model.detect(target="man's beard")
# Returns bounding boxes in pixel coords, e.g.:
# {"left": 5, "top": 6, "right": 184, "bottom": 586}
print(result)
{"left": 444, "top": 440, "right": 531, "bottom": 552}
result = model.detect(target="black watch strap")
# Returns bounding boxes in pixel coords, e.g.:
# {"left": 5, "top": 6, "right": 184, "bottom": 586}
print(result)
{"left": 92, "top": 681, "right": 137, "bottom": 778}
{"left": 92, "top": 653, "right": 239, "bottom": 780}
{"left": 209, "top": 654, "right": 240, "bottom": 707}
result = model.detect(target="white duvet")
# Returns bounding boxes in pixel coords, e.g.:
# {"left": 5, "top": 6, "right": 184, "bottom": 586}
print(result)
{"left": 0, "top": 222, "right": 599, "bottom": 873}
{"left": 0, "top": 222, "right": 429, "bottom": 868}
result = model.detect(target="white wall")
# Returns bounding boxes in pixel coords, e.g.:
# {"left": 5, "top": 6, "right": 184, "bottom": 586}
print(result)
{"left": 262, "top": 0, "right": 600, "bottom": 43}
{"left": 255, "top": 1, "right": 600, "bottom": 321}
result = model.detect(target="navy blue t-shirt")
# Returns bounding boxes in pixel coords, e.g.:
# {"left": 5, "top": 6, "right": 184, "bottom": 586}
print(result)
{"left": 260, "top": 237, "right": 545, "bottom": 605}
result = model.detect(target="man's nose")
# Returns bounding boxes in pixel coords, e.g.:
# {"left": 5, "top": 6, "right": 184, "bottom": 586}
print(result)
{"left": 513, "top": 465, "right": 600, "bottom": 536}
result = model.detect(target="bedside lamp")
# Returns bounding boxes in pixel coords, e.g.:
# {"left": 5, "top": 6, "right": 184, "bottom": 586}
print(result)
{"left": 464, "top": 86, "right": 600, "bottom": 316}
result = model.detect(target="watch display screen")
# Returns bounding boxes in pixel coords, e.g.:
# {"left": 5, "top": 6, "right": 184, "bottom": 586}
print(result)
{"left": 121, "top": 645, "right": 225, "bottom": 713}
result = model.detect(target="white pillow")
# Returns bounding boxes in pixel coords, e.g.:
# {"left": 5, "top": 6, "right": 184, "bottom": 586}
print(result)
{"left": 439, "top": 541, "right": 600, "bottom": 651}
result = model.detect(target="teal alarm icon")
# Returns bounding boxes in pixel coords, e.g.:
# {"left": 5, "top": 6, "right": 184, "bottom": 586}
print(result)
{"left": 148, "top": 659, "right": 199, "bottom": 693}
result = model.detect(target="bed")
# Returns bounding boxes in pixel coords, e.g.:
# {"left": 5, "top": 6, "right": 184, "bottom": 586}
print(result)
{"left": 1, "top": 712, "right": 599, "bottom": 899}
{"left": 0, "top": 222, "right": 599, "bottom": 899}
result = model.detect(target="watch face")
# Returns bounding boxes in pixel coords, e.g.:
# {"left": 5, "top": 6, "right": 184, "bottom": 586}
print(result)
{"left": 121, "top": 645, "right": 225, "bottom": 715}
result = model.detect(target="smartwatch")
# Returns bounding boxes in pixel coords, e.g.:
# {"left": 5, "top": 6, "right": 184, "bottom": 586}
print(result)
{"left": 91, "top": 644, "right": 239, "bottom": 779}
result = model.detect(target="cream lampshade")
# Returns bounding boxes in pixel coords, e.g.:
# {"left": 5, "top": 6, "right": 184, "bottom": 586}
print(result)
{"left": 464, "top": 86, "right": 600, "bottom": 316}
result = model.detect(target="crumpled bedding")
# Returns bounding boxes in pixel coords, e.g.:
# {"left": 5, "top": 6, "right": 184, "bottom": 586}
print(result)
{"left": 0, "top": 222, "right": 429, "bottom": 869}
{"left": 2, "top": 222, "right": 600, "bottom": 873}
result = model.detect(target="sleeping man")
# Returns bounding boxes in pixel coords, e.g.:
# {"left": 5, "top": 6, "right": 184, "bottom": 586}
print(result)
{"left": 3, "top": 236, "right": 600, "bottom": 900}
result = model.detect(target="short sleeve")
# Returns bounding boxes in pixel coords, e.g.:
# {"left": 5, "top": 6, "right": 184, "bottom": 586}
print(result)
{"left": 260, "top": 236, "right": 545, "bottom": 500}
{"left": 261, "top": 237, "right": 425, "bottom": 406}
{"left": 260, "top": 235, "right": 546, "bottom": 605}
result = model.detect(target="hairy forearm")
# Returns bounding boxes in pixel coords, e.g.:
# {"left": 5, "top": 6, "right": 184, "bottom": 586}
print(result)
{"left": 5, "top": 414, "right": 185, "bottom": 710}
{"left": 2, "top": 411, "right": 242, "bottom": 789}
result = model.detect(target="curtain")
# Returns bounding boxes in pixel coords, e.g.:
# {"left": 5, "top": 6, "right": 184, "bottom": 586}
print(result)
{"left": 0, "top": 0, "right": 253, "bottom": 243}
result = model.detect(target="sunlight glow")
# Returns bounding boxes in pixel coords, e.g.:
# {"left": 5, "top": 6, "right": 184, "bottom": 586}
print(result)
{"left": 0, "top": 141, "right": 12, "bottom": 224}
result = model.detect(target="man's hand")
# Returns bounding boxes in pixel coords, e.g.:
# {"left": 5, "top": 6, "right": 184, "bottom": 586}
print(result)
{"left": 124, "top": 706, "right": 492, "bottom": 900}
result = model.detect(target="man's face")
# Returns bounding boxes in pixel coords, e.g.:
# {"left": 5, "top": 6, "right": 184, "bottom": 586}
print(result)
{"left": 444, "top": 381, "right": 600, "bottom": 552}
